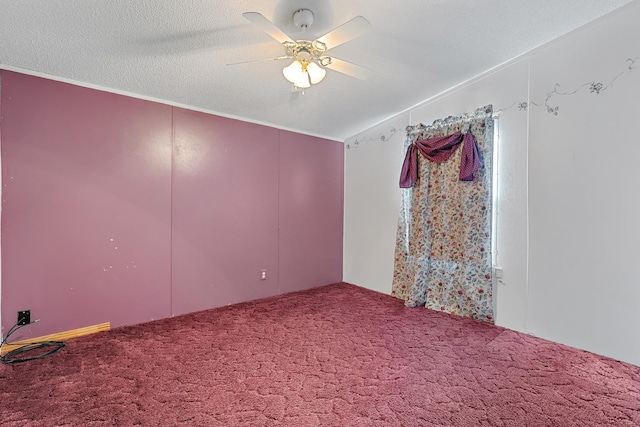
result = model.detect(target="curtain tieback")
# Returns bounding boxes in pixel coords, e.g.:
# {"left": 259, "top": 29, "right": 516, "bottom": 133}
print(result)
{"left": 399, "top": 131, "right": 481, "bottom": 188}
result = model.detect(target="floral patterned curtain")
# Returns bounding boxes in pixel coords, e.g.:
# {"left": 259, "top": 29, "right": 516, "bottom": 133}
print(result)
{"left": 391, "top": 105, "right": 494, "bottom": 322}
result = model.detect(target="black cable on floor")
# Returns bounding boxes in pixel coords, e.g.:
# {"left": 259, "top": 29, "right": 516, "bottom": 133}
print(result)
{"left": 1, "top": 321, "right": 65, "bottom": 364}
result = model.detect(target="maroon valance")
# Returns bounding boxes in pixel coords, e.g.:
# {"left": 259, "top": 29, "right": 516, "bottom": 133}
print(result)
{"left": 399, "top": 131, "right": 481, "bottom": 188}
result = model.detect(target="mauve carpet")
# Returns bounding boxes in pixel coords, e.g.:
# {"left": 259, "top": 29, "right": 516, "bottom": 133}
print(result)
{"left": 1, "top": 283, "right": 639, "bottom": 426}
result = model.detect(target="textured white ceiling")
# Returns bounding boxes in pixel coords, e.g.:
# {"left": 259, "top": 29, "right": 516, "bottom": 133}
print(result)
{"left": 0, "top": 0, "right": 636, "bottom": 140}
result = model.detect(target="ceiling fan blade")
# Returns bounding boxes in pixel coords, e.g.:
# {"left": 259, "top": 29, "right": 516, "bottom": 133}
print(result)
{"left": 226, "top": 56, "right": 292, "bottom": 66}
{"left": 316, "top": 16, "right": 372, "bottom": 50}
{"left": 242, "top": 12, "right": 293, "bottom": 44}
{"left": 324, "top": 58, "right": 371, "bottom": 80}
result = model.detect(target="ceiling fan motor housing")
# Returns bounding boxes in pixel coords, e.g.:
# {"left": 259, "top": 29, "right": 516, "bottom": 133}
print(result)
{"left": 293, "top": 9, "right": 314, "bottom": 30}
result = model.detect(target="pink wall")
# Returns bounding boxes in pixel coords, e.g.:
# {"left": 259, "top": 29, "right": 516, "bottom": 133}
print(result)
{"left": 0, "top": 71, "right": 343, "bottom": 339}
{"left": 279, "top": 131, "right": 343, "bottom": 294}
{"left": 171, "top": 109, "right": 280, "bottom": 315}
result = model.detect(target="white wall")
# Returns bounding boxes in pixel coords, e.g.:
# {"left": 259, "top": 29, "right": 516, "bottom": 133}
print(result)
{"left": 343, "top": 113, "right": 408, "bottom": 294}
{"left": 526, "top": 5, "right": 640, "bottom": 364}
{"left": 344, "top": 2, "right": 640, "bottom": 366}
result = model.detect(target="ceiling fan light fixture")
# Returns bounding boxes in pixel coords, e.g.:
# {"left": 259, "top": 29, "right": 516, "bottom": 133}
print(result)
{"left": 283, "top": 60, "right": 311, "bottom": 88}
{"left": 283, "top": 59, "right": 326, "bottom": 88}
{"left": 306, "top": 61, "right": 327, "bottom": 84}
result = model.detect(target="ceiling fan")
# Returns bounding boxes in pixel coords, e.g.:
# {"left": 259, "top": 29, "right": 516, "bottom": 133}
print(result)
{"left": 237, "top": 9, "right": 372, "bottom": 90}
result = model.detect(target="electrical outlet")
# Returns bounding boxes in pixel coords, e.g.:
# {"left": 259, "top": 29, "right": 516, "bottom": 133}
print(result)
{"left": 18, "top": 310, "right": 31, "bottom": 326}
{"left": 260, "top": 269, "right": 267, "bottom": 280}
